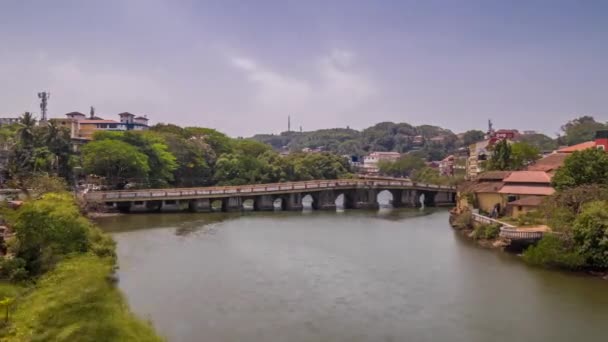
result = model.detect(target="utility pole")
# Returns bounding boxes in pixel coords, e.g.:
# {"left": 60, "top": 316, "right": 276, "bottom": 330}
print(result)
{"left": 38, "top": 91, "right": 50, "bottom": 122}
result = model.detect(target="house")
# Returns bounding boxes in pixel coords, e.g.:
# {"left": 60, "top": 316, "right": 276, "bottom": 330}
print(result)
{"left": 362, "top": 152, "right": 401, "bottom": 174}
{"left": 457, "top": 171, "right": 510, "bottom": 213}
{"left": 506, "top": 196, "right": 544, "bottom": 218}
{"left": 53, "top": 111, "right": 151, "bottom": 141}
{"left": 438, "top": 155, "right": 455, "bottom": 176}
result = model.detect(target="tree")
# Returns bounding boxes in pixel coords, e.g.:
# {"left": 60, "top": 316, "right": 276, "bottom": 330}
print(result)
{"left": 378, "top": 155, "right": 425, "bottom": 177}
{"left": 486, "top": 139, "right": 512, "bottom": 171}
{"left": 552, "top": 148, "right": 608, "bottom": 190}
{"left": 510, "top": 141, "right": 540, "bottom": 170}
{"left": 82, "top": 139, "right": 150, "bottom": 187}
{"left": 540, "top": 185, "right": 608, "bottom": 231}
{"left": 517, "top": 133, "right": 557, "bottom": 152}
{"left": 10, "top": 193, "right": 91, "bottom": 275}
{"left": 461, "top": 130, "right": 485, "bottom": 147}
{"left": 560, "top": 116, "right": 607, "bottom": 146}
{"left": 572, "top": 201, "right": 608, "bottom": 268}
{"left": 16, "top": 112, "right": 37, "bottom": 148}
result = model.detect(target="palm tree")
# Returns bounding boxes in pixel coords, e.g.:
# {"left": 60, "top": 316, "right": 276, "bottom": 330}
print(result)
{"left": 17, "top": 112, "right": 37, "bottom": 148}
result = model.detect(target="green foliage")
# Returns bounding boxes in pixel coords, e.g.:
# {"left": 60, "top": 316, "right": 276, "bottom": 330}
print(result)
{"left": 0, "top": 259, "right": 28, "bottom": 282}
{"left": 82, "top": 139, "right": 150, "bottom": 187}
{"left": 2, "top": 255, "right": 163, "bottom": 341}
{"left": 541, "top": 185, "right": 608, "bottom": 231}
{"left": 9, "top": 193, "right": 91, "bottom": 275}
{"left": 560, "top": 116, "right": 607, "bottom": 146}
{"left": 572, "top": 201, "right": 608, "bottom": 268}
{"left": 486, "top": 139, "right": 512, "bottom": 171}
{"left": 452, "top": 211, "right": 473, "bottom": 230}
{"left": 523, "top": 234, "right": 586, "bottom": 270}
{"left": 517, "top": 133, "right": 557, "bottom": 152}
{"left": 461, "top": 130, "right": 486, "bottom": 147}
{"left": 516, "top": 210, "right": 544, "bottom": 226}
{"left": 510, "top": 141, "right": 540, "bottom": 170}
{"left": 377, "top": 155, "right": 425, "bottom": 177}
{"left": 551, "top": 148, "right": 608, "bottom": 190}
{"left": 471, "top": 223, "right": 501, "bottom": 240}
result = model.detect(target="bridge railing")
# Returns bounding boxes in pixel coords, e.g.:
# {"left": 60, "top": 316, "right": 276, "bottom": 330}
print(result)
{"left": 85, "top": 179, "right": 455, "bottom": 202}
{"left": 499, "top": 227, "right": 545, "bottom": 240}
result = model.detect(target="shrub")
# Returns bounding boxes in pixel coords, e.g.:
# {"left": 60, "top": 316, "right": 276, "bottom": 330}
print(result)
{"left": 517, "top": 210, "right": 544, "bottom": 226}
{"left": 0, "top": 258, "right": 29, "bottom": 282}
{"left": 572, "top": 201, "right": 608, "bottom": 268}
{"left": 452, "top": 211, "right": 472, "bottom": 230}
{"left": 523, "top": 234, "right": 586, "bottom": 270}
{"left": 471, "top": 223, "right": 501, "bottom": 240}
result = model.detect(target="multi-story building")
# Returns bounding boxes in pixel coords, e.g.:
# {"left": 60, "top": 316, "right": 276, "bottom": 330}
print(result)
{"left": 362, "top": 152, "right": 401, "bottom": 174}
{"left": 465, "top": 140, "right": 490, "bottom": 180}
{"left": 53, "top": 111, "right": 150, "bottom": 141}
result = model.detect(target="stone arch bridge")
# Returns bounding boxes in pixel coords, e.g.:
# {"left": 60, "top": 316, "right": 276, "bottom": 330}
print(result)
{"left": 85, "top": 179, "right": 456, "bottom": 213}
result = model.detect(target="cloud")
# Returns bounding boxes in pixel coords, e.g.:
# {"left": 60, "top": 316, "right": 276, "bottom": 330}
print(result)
{"left": 230, "top": 49, "right": 376, "bottom": 130}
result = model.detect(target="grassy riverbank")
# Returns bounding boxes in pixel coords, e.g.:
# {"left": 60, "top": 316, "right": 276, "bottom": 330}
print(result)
{"left": 0, "top": 193, "right": 163, "bottom": 341}
{"left": 1, "top": 255, "right": 163, "bottom": 341}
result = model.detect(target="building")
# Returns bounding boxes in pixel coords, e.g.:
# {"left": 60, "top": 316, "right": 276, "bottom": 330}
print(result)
{"left": 53, "top": 111, "right": 150, "bottom": 141}
{"left": 0, "top": 117, "right": 19, "bottom": 126}
{"left": 438, "top": 155, "right": 455, "bottom": 176}
{"left": 465, "top": 140, "right": 490, "bottom": 180}
{"left": 362, "top": 152, "right": 401, "bottom": 174}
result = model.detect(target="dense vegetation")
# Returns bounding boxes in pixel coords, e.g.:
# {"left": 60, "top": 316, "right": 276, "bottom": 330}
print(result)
{"left": 252, "top": 122, "right": 462, "bottom": 160}
{"left": 0, "top": 193, "right": 162, "bottom": 340}
{"left": 83, "top": 125, "right": 352, "bottom": 188}
{"left": 486, "top": 140, "right": 541, "bottom": 171}
{"left": 521, "top": 149, "right": 608, "bottom": 270}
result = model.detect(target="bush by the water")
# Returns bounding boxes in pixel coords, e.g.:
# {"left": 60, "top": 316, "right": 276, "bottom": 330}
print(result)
{"left": 5, "top": 193, "right": 115, "bottom": 277}
{"left": 471, "top": 223, "right": 501, "bottom": 240}
{"left": 1, "top": 255, "right": 163, "bottom": 341}
{"left": 571, "top": 201, "right": 608, "bottom": 268}
{"left": 452, "top": 211, "right": 472, "bottom": 230}
{"left": 523, "top": 234, "right": 586, "bottom": 270}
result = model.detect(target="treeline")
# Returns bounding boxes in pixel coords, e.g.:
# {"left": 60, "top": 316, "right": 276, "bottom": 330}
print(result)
{"left": 253, "top": 116, "right": 608, "bottom": 159}
{"left": 83, "top": 124, "right": 352, "bottom": 188}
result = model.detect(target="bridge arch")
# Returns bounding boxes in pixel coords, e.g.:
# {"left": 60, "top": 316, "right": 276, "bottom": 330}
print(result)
{"left": 302, "top": 194, "right": 316, "bottom": 210}
{"left": 377, "top": 190, "right": 394, "bottom": 208}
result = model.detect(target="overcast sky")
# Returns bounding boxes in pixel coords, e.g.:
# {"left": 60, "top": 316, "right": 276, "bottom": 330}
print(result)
{"left": 1, "top": 0, "right": 607, "bottom": 137}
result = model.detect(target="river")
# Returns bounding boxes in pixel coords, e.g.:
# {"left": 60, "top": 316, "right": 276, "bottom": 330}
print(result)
{"left": 97, "top": 209, "right": 608, "bottom": 342}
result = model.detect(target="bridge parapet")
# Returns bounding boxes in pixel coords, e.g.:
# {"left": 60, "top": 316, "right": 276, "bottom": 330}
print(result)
{"left": 86, "top": 179, "right": 455, "bottom": 203}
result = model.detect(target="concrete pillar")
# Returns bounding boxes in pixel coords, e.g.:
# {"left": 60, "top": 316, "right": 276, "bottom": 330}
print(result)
{"left": 223, "top": 196, "right": 243, "bottom": 211}
{"left": 161, "top": 199, "right": 184, "bottom": 212}
{"left": 390, "top": 189, "right": 403, "bottom": 208}
{"left": 317, "top": 190, "right": 336, "bottom": 210}
{"left": 286, "top": 193, "right": 303, "bottom": 211}
{"left": 401, "top": 190, "right": 418, "bottom": 207}
{"left": 254, "top": 195, "right": 275, "bottom": 211}
{"left": 353, "top": 188, "right": 378, "bottom": 209}
{"left": 189, "top": 198, "right": 211, "bottom": 212}
{"left": 130, "top": 200, "right": 148, "bottom": 212}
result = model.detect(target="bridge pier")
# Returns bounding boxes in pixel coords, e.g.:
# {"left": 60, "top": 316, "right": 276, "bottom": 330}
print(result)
{"left": 401, "top": 190, "right": 419, "bottom": 207}
{"left": 254, "top": 195, "right": 275, "bottom": 211}
{"left": 189, "top": 198, "right": 211, "bottom": 212}
{"left": 390, "top": 189, "right": 404, "bottom": 207}
{"left": 353, "top": 189, "right": 378, "bottom": 209}
{"left": 285, "top": 193, "right": 303, "bottom": 211}
{"left": 223, "top": 197, "right": 243, "bottom": 212}
{"left": 434, "top": 191, "right": 454, "bottom": 206}
{"left": 161, "top": 199, "right": 187, "bottom": 212}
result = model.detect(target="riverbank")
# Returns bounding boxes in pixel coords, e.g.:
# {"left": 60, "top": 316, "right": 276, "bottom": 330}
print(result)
{"left": 449, "top": 210, "right": 608, "bottom": 280}
{"left": 0, "top": 193, "right": 163, "bottom": 341}
{"left": 1, "top": 255, "right": 163, "bottom": 341}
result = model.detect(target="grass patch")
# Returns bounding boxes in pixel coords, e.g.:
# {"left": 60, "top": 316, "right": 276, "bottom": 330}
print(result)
{"left": 1, "top": 255, "right": 163, "bottom": 341}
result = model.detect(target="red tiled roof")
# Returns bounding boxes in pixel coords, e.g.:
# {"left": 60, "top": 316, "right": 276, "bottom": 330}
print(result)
{"left": 477, "top": 171, "right": 511, "bottom": 181}
{"left": 499, "top": 185, "right": 555, "bottom": 196}
{"left": 557, "top": 141, "right": 596, "bottom": 153}
{"left": 503, "top": 171, "right": 552, "bottom": 184}
{"left": 507, "top": 196, "right": 544, "bottom": 207}
{"left": 526, "top": 153, "right": 568, "bottom": 172}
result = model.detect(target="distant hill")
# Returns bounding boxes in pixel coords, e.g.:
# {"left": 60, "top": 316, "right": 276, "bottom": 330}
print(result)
{"left": 251, "top": 122, "right": 462, "bottom": 161}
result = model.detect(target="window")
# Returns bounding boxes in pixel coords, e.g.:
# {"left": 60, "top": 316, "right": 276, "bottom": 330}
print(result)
{"left": 109, "top": 124, "right": 117, "bottom": 129}
{"left": 507, "top": 195, "right": 517, "bottom": 202}
{"left": 518, "top": 206, "right": 523, "bottom": 211}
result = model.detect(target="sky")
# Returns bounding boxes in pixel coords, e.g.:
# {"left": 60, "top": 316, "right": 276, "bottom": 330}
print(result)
{"left": 1, "top": 0, "right": 607, "bottom": 137}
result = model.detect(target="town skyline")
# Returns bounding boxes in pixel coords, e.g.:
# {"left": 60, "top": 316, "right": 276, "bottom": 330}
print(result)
{"left": 1, "top": 1, "right": 607, "bottom": 137}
